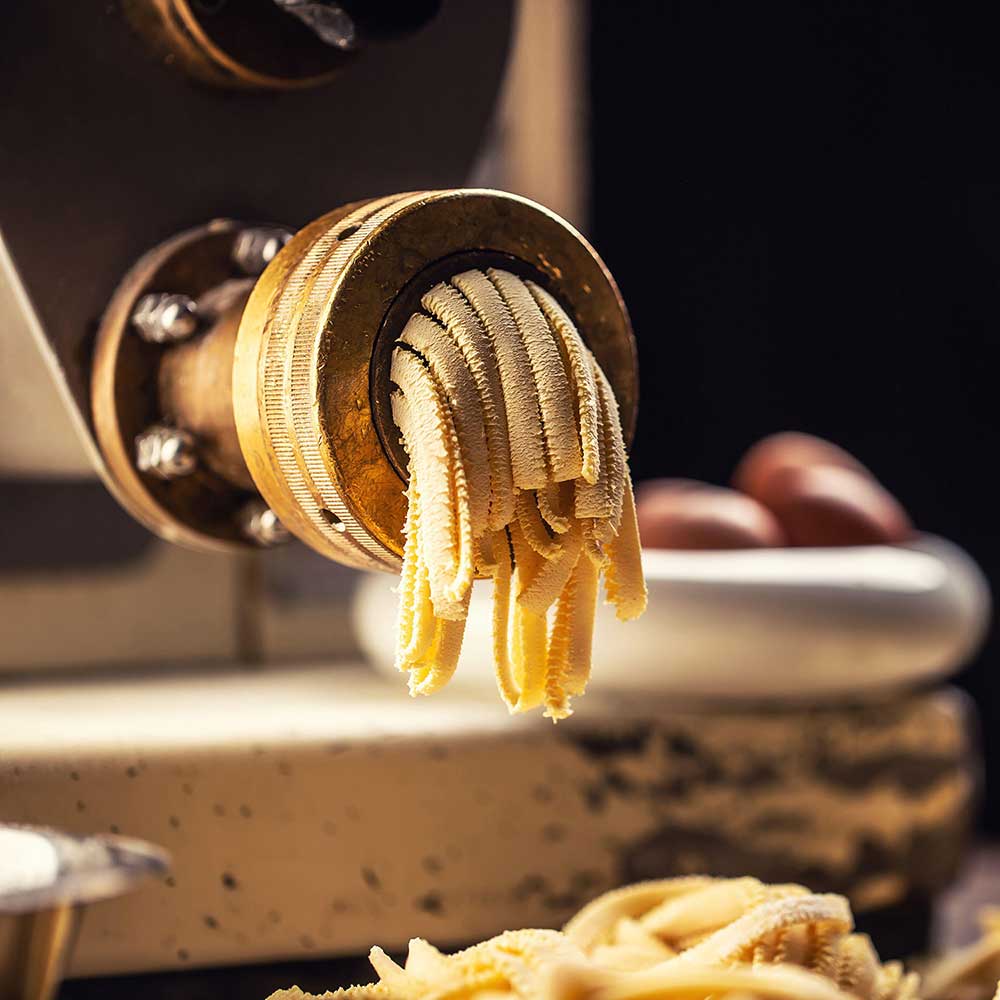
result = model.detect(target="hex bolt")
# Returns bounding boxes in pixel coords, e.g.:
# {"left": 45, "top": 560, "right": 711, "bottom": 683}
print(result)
{"left": 232, "top": 227, "right": 293, "bottom": 276}
{"left": 131, "top": 293, "right": 199, "bottom": 344}
{"left": 135, "top": 425, "right": 198, "bottom": 480}
{"left": 239, "top": 499, "right": 291, "bottom": 547}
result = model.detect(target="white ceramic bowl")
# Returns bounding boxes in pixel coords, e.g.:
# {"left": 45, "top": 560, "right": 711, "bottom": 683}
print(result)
{"left": 352, "top": 535, "right": 990, "bottom": 703}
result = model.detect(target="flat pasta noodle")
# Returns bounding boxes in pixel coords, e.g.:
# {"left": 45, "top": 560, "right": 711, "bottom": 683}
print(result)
{"left": 266, "top": 875, "right": 951, "bottom": 1000}
{"left": 515, "top": 489, "right": 563, "bottom": 560}
{"left": 574, "top": 367, "right": 617, "bottom": 525}
{"left": 592, "top": 360, "right": 627, "bottom": 538}
{"left": 390, "top": 358, "right": 469, "bottom": 619}
{"left": 543, "top": 561, "right": 579, "bottom": 720}
{"left": 400, "top": 313, "right": 492, "bottom": 541}
{"left": 389, "top": 268, "right": 645, "bottom": 717}
{"left": 527, "top": 280, "right": 602, "bottom": 485}
{"left": 488, "top": 267, "right": 583, "bottom": 483}
{"left": 394, "top": 477, "right": 422, "bottom": 656}
{"left": 451, "top": 269, "right": 548, "bottom": 491}
{"left": 512, "top": 601, "right": 548, "bottom": 712}
{"left": 408, "top": 600, "right": 469, "bottom": 697}
{"left": 604, "top": 476, "right": 647, "bottom": 622}
{"left": 516, "top": 521, "right": 584, "bottom": 618}
{"left": 400, "top": 555, "right": 436, "bottom": 666}
{"left": 538, "top": 480, "right": 573, "bottom": 534}
{"left": 421, "top": 281, "right": 516, "bottom": 531}
{"left": 508, "top": 516, "right": 545, "bottom": 600}
{"left": 491, "top": 529, "right": 518, "bottom": 711}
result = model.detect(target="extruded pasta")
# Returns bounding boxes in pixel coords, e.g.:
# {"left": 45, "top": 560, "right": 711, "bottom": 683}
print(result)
{"left": 267, "top": 874, "right": 995, "bottom": 1000}
{"left": 389, "top": 268, "right": 647, "bottom": 718}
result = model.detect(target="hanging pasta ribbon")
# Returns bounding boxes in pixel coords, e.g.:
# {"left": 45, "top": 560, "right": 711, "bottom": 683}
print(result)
{"left": 389, "top": 267, "right": 646, "bottom": 719}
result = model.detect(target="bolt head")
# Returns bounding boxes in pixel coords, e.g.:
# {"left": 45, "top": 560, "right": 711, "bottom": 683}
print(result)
{"left": 240, "top": 500, "right": 290, "bottom": 547}
{"left": 232, "top": 227, "right": 293, "bottom": 276}
{"left": 132, "top": 293, "right": 199, "bottom": 344}
{"left": 135, "top": 425, "right": 198, "bottom": 479}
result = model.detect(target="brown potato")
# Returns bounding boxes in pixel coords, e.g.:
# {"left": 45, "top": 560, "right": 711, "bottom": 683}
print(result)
{"left": 636, "top": 479, "right": 787, "bottom": 550}
{"left": 733, "top": 431, "right": 867, "bottom": 499}
{"left": 758, "top": 464, "right": 913, "bottom": 546}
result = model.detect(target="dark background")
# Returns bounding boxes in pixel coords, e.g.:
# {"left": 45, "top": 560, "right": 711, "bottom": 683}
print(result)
{"left": 589, "top": 2, "right": 1000, "bottom": 826}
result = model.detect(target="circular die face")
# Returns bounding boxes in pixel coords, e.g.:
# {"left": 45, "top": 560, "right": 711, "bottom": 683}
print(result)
{"left": 235, "top": 189, "right": 637, "bottom": 570}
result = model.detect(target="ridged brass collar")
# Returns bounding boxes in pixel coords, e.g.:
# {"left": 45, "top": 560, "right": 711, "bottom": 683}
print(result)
{"left": 233, "top": 189, "right": 637, "bottom": 570}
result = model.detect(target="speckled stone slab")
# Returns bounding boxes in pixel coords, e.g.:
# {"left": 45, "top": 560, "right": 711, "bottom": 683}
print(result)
{"left": 0, "top": 668, "right": 977, "bottom": 977}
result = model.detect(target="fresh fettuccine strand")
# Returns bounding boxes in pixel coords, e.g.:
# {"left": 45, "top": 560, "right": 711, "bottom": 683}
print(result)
{"left": 451, "top": 269, "right": 548, "bottom": 491}
{"left": 492, "top": 529, "right": 518, "bottom": 712}
{"left": 390, "top": 352, "right": 470, "bottom": 619}
{"left": 527, "top": 281, "right": 602, "bottom": 485}
{"left": 488, "top": 268, "right": 583, "bottom": 483}
{"left": 421, "top": 281, "right": 516, "bottom": 530}
{"left": 562, "top": 554, "right": 600, "bottom": 698}
{"left": 390, "top": 269, "right": 646, "bottom": 718}
{"left": 399, "top": 314, "right": 492, "bottom": 540}
{"left": 267, "top": 875, "right": 936, "bottom": 1000}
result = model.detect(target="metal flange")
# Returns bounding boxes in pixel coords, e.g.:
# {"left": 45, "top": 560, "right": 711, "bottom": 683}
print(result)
{"left": 91, "top": 219, "right": 288, "bottom": 552}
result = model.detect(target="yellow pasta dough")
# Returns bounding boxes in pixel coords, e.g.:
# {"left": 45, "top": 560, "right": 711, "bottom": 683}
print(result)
{"left": 389, "top": 268, "right": 647, "bottom": 718}
{"left": 267, "top": 874, "right": 1000, "bottom": 1000}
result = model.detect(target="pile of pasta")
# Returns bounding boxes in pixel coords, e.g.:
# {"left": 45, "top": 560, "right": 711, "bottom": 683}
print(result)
{"left": 389, "top": 268, "right": 646, "bottom": 719}
{"left": 269, "top": 876, "right": 1000, "bottom": 1000}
